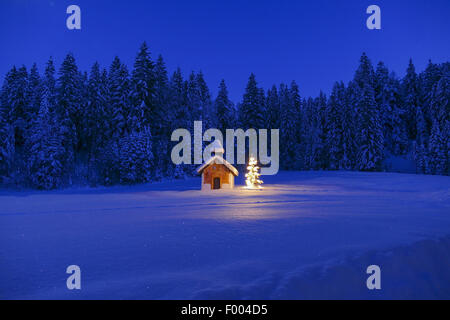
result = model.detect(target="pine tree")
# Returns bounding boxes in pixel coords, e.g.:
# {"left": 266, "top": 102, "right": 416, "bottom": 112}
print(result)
{"left": 215, "top": 79, "right": 234, "bottom": 135}
{"left": 427, "top": 71, "right": 449, "bottom": 175}
{"left": 374, "top": 63, "right": 408, "bottom": 156}
{"left": 402, "top": 59, "right": 420, "bottom": 140}
{"left": 152, "top": 55, "right": 170, "bottom": 180}
{"left": 341, "top": 81, "right": 358, "bottom": 169}
{"left": 239, "top": 73, "right": 265, "bottom": 129}
{"left": 354, "top": 54, "right": 384, "bottom": 171}
{"left": 416, "top": 105, "right": 427, "bottom": 146}
{"left": 289, "top": 81, "right": 302, "bottom": 169}
{"left": 196, "top": 71, "right": 214, "bottom": 128}
{"left": 43, "top": 58, "right": 57, "bottom": 113}
{"left": 266, "top": 85, "right": 280, "bottom": 130}
{"left": 326, "top": 82, "right": 345, "bottom": 169}
{"left": 108, "top": 56, "right": 130, "bottom": 139}
{"left": 153, "top": 55, "right": 170, "bottom": 136}
{"left": 119, "top": 127, "right": 154, "bottom": 184}
{"left": 167, "top": 68, "right": 188, "bottom": 178}
{"left": 428, "top": 120, "right": 446, "bottom": 175}
{"left": 186, "top": 71, "right": 201, "bottom": 122}
{"left": 389, "top": 73, "right": 408, "bottom": 155}
{"left": 130, "top": 42, "right": 155, "bottom": 132}
{"left": 356, "top": 83, "right": 384, "bottom": 171}
{"left": 27, "top": 86, "right": 65, "bottom": 189}
{"left": 0, "top": 68, "right": 17, "bottom": 180}
{"left": 57, "top": 53, "right": 81, "bottom": 179}
{"left": 27, "top": 63, "right": 42, "bottom": 131}
{"left": 374, "top": 62, "right": 390, "bottom": 151}
{"left": 301, "top": 97, "right": 322, "bottom": 170}
{"left": 0, "top": 102, "right": 14, "bottom": 181}
{"left": 85, "top": 63, "right": 105, "bottom": 151}
{"left": 430, "top": 76, "right": 449, "bottom": 129}
{"left": 414, "top": 141, "right": 428, "bottom": 174}
{"left": 315, "top": 91, "right": 328, "bottom": 169}
{"left": 170, "top": 68, "right": 188, "bottom": 128}
{"left": 419, "top": 60, "right": 442, "bottom": 131}
{"left": 278, "top": 82, "right": 300, "bottom": 170}
{"left": 7, "top": 66, "right": 29, "bottom": 148}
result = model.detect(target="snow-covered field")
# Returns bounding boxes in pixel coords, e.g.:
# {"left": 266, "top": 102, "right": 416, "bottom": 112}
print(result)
{"left": 1, "top": 171, "right": 449, "bottom": 299}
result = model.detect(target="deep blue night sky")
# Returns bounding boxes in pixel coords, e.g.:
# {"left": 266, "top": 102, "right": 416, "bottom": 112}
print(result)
{"left": 1, "top": 0, "right": 449, "bottom": 101}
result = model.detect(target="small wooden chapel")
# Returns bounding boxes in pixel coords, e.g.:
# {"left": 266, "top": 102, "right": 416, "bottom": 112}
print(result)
{"left": 196, "top": 140, "right": 238, "bottom": 190}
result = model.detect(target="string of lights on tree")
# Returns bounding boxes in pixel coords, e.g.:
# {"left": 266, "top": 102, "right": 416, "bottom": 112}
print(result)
{"left": 245, "top": 157, "right": 263, "bottom": 189}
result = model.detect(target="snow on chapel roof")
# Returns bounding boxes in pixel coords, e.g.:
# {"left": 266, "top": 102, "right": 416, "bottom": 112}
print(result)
{"left": 196, "top": 155, "right": 239, "bottom": 176}
{"left": 197, "top": 140, "right": 238, "bottom": 176}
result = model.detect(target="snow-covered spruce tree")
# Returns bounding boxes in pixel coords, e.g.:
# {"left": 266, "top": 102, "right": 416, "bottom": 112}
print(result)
{"left": 43, "top": 58, "right": 57, "bottom": 113}
{"left": 0, "top": 66, "right": 30, "bottom": 183}
{"left": 166, "top": 68, "right": 188, "bottom": 179}
{"left": 428, "top": 74, "right": 449, "bottom": 176}
{"left": 196, "top": 71, "right": 214, "bottom": 129}
{"left": 374, "top": 62, "right": 408, "bottom": 155}
{"left": 108, "top": 56, "right": 130, "bottom": 140}
{"left": 85, "top": 63, "right": 104, "bottom": 152}
{"left": 289, "top": 81, "right": 302, "bottom": 169}
{"left": 301, "top": 97, "right": 320, "bottom": 170}
{"left": 239, "top": 73, "right": 265, "bottom": 130}
{"left": 354, "top": 53, "right": 384, "bottom": 171}
{"left": 119, "top": 127, "right": 154, "bottom": 184}
{"left": 97, "top": 139, "right": 120, "bottom": 186}
{"left": 356, "top": 83, "right": 384, "bottom": 171}
{"left": 6, "top": 66, "right": 29, "bottom": 149}
{"left": 315, "top": 91, "right": 328, "bottom": 169}
{"left": 0, "top": 69, "right": 17, "bottom": 181}
{"left": 279, "top": 83, "right": 296, "bottom": 170}
{"left": 215, "top": 79, "right": 235, "bottom": 135}
{"left": 444, "top": 121, "right": 450, "bottom": 176}
{"left": 414, "top": 141, "right": 428, "bottom": 174}
{"left": 27, "top": 87, "right": 65, "bottom": 189}
{"left": 326, "top": 81, "right": 345, "bottom": 170}
{"left": 151, "top": 55, "right": 171, "bottom": 180}
{"left": 266, "top": 85, "right": 280, "bottom": 130}
{"left": 153, "top": 55, "right": 169, "bottom": 133}
{"left": 81, "top": 62, "right": 110, "bottom": 184}
{"left": 419, "top": 60, "right": 442, "bottom": 131}
{"left": 56, "top": 53, "right": 81, "bottom": 181}
{"left": 388, "top": 73, "right": 408, "bottom": 155}
{"left": 130, "top": 42, "right": 155, "bottom": 132}
{"left": 184, "top": 71, "right": 204, "bottom": 175}
{"left": 416, "top": 105, "right": 428, "bottom": 147}
{"left": 341, "top": 81, "right": 358, "bottom": 170}
{"left": 93, "top": 57, "right": 132, "bottom": 185}
{"left": 0, "top": 104, "right": 14, "bottom": 182}
{"left": 428, "top": 120, "right": 447, "bottom": 175}
{"left": 235, "top": 74, "right": 265, "bottom": 171}
{"left": 402, "top": 59, "right": 420, "bottom": 141}
{"left": 27, "top": 64, "right": 42, "bottom": 132}
{"left": 430, "top": 76, "right": 449, "bottom": 129}
{"left": 414, "top": 106, "right": 430, "bottom": 174}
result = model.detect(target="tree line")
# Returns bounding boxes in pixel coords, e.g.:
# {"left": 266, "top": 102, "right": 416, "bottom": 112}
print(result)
{"left": 0, "top": 43, "right": 448, "bottom": 189}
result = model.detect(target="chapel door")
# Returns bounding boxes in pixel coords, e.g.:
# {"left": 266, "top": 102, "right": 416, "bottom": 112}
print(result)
{"left": 213, "top": 177, "right": 221, "bottom": 189}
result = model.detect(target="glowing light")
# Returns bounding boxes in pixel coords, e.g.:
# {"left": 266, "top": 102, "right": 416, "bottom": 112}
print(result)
{"left": 245, "top": 157, "right": 263, "bottom": 189}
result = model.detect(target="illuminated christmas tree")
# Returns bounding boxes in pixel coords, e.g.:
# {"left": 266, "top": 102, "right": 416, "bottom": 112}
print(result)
{"left": 245, "top": 157, "right": 263, "bottom": 189}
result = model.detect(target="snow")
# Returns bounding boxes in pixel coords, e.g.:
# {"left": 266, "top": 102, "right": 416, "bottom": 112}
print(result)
{"left": 0, "top": 171, "right": 449, "bottom": 299}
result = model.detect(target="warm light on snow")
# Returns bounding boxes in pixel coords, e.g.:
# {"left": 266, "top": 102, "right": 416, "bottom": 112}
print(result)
{"left": 245, "top": 157, "right": 263, "bottom": 189}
